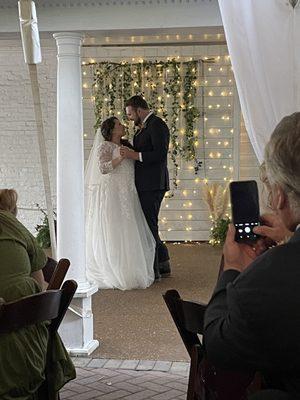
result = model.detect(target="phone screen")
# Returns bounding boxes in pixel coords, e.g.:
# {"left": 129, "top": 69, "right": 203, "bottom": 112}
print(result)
{"left": 230, "top": 180, "right": 260, "bottom": 242}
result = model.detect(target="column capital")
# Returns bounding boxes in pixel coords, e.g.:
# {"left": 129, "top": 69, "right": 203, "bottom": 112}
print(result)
{"left": 53, "top": 32, "right": 84, "bottom": 57}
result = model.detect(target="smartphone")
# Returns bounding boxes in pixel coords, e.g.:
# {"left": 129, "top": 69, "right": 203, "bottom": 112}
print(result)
{"left": 229, "top": 180, "right": 260, "bottom": 242}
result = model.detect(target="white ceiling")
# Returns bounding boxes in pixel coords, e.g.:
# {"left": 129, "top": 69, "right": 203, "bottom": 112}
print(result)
{"left": 0, "top": 0, "right": 223, "bottom": 44}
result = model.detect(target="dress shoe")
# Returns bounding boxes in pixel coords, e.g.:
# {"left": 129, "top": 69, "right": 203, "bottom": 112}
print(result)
{"left": 154, "top": 267, "right": 161, "bottom": 281}
{"left": 159, "top": 260, "right": 171, "bottom": 277}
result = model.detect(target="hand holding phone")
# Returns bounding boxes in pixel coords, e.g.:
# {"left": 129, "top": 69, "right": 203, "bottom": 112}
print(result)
{"left": 229, "top": 180, "right": 260, "bottom": 243}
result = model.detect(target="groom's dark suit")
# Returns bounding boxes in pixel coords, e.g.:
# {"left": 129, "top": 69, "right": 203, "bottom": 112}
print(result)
{"left": 133, "top": 113, "right": 170, "bottom": 276}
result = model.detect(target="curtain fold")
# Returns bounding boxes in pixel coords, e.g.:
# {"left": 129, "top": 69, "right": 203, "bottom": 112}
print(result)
{"left": 218, "top": 0, "right": 300, "bottom": 163}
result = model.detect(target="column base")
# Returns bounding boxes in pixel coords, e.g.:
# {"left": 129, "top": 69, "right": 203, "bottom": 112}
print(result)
{"left": 59, "top": 281, "right": 99, "bottom": 356}
{"left": 67, "top": 339, "right": 99, "bottom": 356}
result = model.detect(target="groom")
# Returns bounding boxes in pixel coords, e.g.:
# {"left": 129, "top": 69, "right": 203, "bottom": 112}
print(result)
{"left": 120, "top": 95, "right": 171, "bottom": 280}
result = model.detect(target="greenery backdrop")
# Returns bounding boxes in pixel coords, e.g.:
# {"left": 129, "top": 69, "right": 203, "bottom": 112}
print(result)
{"left": 91, "top": 59, "right": 210, "bottom": 189}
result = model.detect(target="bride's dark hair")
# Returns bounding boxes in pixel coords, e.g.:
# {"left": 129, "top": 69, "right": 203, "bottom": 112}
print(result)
{"left": 101, "top": 117, "right": 116, "bottom": 141}
{"left": 100, "top": 116, "right": 133, "bottom": 149}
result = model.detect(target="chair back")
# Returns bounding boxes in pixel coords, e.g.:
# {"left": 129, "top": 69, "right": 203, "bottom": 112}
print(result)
{"left": 0, "top": 290, "right": 61, "bottom": 334}
{"left": 49, "top": 279, "right": 77, "bottom": 333}
{"left": 0, "top": 279, "right": 77, "bottom": 335}
{"left": 47, "top": 258, "right": 70, "bottom": 290}
{"left": 163, "top": 289, "right": 206, "bottom": 358}
{"left": 43, "top": 257, "right": 58, "bottom": 283}
{"left": 163, "top": 288, "right": 260, "bottom": 400}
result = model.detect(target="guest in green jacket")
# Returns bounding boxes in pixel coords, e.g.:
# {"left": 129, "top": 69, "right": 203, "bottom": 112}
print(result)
{"left": 0, "top": 189, "right": 75, "bottom": 400}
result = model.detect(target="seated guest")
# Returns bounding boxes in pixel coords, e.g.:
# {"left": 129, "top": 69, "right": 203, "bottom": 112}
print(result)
{"left": 204, "top": 113, "right": 300, "bottom": 398}
{"left": 0, "top": 189, "right": 75, "bottom": 399}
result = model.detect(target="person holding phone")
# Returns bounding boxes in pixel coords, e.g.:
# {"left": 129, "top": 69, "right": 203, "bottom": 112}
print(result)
{"left": 204, "top": 113, "right": 300, "bottom": 398}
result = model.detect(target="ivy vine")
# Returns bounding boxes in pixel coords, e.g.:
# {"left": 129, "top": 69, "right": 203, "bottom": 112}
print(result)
{"left": 89, "top": 59, "right": 204, "bottom": 192}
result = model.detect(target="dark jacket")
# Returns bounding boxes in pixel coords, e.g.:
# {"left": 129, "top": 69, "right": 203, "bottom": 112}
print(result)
{"left": 133, "top": 114, "right": 170, "bottom": 192}
{"left": 204, "top": 228, "right": 300, "bottom": 397}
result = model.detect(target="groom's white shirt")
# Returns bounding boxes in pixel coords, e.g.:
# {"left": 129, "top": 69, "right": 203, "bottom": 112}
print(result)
{"left": 138, "top": 111, "right": 153, "bottom": 162}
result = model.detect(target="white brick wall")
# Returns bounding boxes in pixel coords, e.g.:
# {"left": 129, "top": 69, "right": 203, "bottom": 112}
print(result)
{"left": 0, "top": 41, "right": 57, "bottom": 233}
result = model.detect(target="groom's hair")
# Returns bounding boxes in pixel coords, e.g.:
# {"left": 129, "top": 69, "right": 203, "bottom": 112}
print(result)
{"left": 125, "top": 95, "right": 149, "bottom": 110}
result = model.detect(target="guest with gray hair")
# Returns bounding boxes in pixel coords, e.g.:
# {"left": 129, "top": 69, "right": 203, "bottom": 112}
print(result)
{"left": 204, "top": 112, "right": 300, "bottom": 399}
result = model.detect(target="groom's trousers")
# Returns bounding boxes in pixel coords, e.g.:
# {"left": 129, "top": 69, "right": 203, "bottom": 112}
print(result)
{"left": 138, "top": 190, "right": 170, "bottom": 271}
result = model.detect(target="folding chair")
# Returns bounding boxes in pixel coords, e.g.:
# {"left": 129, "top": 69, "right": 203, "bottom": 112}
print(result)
{"left": 0, "top": 279, "right": 77, "bottom": 399}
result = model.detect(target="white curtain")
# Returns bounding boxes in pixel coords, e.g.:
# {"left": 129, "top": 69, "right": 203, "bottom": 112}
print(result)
{"left": 218, "top": 0, "right": 300, "bottom": 163}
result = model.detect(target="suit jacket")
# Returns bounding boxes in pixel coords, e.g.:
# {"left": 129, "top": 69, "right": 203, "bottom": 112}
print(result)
{"left": 133, "top": 114, "right": 170, "bottom": 192}
{"left": 204, "top": 229, "right": 300, "bottom": 396}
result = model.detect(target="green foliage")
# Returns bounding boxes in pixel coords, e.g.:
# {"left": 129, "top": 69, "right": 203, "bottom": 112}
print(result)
{"left": 90, "top": 59, "right": 203, "bottom": 192}
{"left": 209, "top": 217, "right": 231, "bottom": 246}
{"left": 35, "top": 205, "right": 56, "bottom": 249}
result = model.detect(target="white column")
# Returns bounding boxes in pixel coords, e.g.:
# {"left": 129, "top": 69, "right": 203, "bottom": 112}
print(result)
{"left": 53, "top": 32, "right": 98, "bottom": 356}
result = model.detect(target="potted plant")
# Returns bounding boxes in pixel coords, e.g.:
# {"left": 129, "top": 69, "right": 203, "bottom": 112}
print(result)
{"left": 202, "top": 183, "right": 231, "bottom": 246}
{"left": 35, "top": 204, "right": 56, "bottom": 256}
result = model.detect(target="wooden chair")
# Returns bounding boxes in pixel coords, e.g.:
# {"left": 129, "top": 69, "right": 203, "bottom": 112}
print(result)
{"left": 163, "top": 289, "right": 206, "bottom": 400}
{"left": 163, "top": 288, "right": 260, "bottom": 400}
{"left": 163, "top": 257, "right": 224, "bottom": 400}
{"left": 43, "top": 258, "right": 70, "bottom": 290}
{"left": 0, "top": 279, "right": 77, "bottom": 399}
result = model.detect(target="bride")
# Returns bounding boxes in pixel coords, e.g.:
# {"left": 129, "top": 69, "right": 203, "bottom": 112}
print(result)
{"left": 85, "top": 116, "right": 155, "bottom": 290}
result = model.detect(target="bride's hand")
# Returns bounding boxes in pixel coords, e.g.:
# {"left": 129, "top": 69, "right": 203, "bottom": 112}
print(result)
{"left": 120, "top": 146, "right": 132, "bottom": 158}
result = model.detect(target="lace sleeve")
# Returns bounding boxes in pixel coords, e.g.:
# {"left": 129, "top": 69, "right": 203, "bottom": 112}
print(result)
{"left": 98, "top": 142, "right": 114, "bottom": 174}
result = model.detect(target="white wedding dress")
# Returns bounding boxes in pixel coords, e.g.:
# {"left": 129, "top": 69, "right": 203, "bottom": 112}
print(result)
{"left": 85, "top": 134, "right": 155, "bottom": 290}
